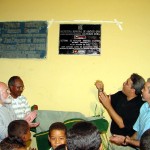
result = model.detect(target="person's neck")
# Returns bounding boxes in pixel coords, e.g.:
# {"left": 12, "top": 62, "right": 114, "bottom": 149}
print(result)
{"left": 147, "top": 100, "right": 150, "bottom": 105}
{"left": 10, "top": 93, "right": 18, "bottom": 99}
{"left": 127, "top": 94, "right": 137, "bottom": 101}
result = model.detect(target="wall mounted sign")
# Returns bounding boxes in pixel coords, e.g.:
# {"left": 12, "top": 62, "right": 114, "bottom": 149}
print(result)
{"left": 0, "top": 21, "right": 47, "bottom": 58}
{"left": 59, "top": 24, "right": 101, "bottom": 55}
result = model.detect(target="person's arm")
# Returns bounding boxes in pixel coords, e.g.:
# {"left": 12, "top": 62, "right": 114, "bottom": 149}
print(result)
{"left": 109, "top": 134, "right": 126, "bottom": 145}
{"left": 125, "top": 132, "right": 140, "bottom": 147}
{"left": 110, "top": 132, "right": 140, "bottom": 147}
{"left": 24, "top": 110, "right": 40, "bottom": 127}
{"left": 0, "top": 116, "right": 8, "bottom": 141}
{"left": 98, "top": 92, "right": 125, "bottom": 128}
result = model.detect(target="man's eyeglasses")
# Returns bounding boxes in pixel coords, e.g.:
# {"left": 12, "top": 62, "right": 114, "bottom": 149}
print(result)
{"left": 13, "top": 85, "right": 25, "bottom": 90}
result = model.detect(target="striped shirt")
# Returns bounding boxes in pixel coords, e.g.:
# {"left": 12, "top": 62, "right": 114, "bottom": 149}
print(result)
{"left": 10, "top": 95, "right": 31, "bottom": 119}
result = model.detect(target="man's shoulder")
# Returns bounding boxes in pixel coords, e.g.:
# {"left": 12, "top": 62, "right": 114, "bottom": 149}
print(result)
{"left": 0, "top": 105, "right": 9, "bottom": 113}
{"left": 11, "top": 95, "right": 28, "bottom": 103}
{"left": 10, "top": 95, "right": 26, "bottom": 100}
{"left": 19, "top": 95, "right": 27, "bottom": 99}
{"left": 110, "top": 91, "right": 126, "bottom": 106}
{"left": 140, "top": 102, "right": 149, "bottom": 111}
{"left": 111, "top": 91, "right": 125, "bottom": 99}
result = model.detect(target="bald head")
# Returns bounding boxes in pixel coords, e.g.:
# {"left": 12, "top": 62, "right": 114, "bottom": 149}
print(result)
{"left": 0, "top": 82, "right": 7, "bottom": 95}
{"left": 0, "top": 82, "right": 10, "bottom": 104}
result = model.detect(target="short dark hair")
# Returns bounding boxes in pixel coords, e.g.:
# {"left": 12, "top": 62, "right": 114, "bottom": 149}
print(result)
{"left": 8, "top": 120, "right": 29, "bottom": 138}
{"left": 0, "top": 137, "right": 26, "bottom": 150}
{"left": 55, "top": 144, "right": 66, "bottom": 150}
{"left": 67, "top": 121, "right": 102, "bottom": 150}
{"left": 130, "top": 73, "right": 145, "bottom": 95}
{"left": 8, "top": 76, "right": 22, "bottom": 88}
{"left": 49, "top": 122, "right": 67, "bottom": 136}
{"left": 140, "top": 129, "right": 150, "bottom": 150}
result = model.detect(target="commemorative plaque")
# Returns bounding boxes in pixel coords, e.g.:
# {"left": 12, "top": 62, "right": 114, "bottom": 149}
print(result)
{"left": 59, "top": 24, "right": 101, "bottom": 55}
{"left": 0, "top": 21, "right": 47, "bottom": 58}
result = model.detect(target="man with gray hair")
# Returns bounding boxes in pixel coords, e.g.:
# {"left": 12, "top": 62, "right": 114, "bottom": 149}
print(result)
{"left": 0, "top": 82, "right": 17, "bottom": 142}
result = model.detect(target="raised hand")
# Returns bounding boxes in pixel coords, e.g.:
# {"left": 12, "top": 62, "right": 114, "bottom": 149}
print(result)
{"left": 94, "top": 80, "right": 104, "bottom": 91}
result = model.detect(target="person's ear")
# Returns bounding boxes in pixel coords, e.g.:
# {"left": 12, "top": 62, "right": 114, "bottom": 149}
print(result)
{"left": 131, "top": 88, "right": 136, "bottom": 94}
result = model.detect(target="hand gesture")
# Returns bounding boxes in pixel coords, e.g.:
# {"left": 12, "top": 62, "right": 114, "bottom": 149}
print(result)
{"left": 94, "top": 80, "right": 104, "bottom": 91}
{"left": 109, "top": 134, "right": 126, "bottom": 145}
{"left": 24, "top": 110, "right": 37, "bottom": 123}
{"left": 98, "top": 92, "right": 111, "bottom": 109}
{"left": 29, "top": 122, "right": 40, "bottom": 128}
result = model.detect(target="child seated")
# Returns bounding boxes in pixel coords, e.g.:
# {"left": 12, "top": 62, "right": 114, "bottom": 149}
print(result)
{"left": 48, "top": 122, "right": 67, "bottom": 150}
{"left": 67, "top": 121, "right": 102, "bottom": 150}
{"left": 0, "top": 136, "right": 26, "bottom": 150}
{"left": 55, "top": 144, "right": 67, "bottom": 150}
{"left": 7, "top": 119, "right": 36, "bottom": 150}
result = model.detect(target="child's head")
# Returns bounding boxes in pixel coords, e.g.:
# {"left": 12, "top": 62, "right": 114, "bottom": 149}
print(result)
{"left": 8, "top": 120, "right": 31, "bottom": 143}
{"left": 67, "top": 121, "right": 102, "bottom": 150}
{"left": 55, "top": 144, "right": 67, "bottom": 150}
{"left": 0, "top": 137, "right": 27, "bottom": 150}
{"left": 48, "top": 122, "right": 67, "bottom": 150}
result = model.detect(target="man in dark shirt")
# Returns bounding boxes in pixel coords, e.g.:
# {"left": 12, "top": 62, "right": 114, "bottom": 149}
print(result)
{"left": 110, "top": 91, "right": 144, "bottom": 136}
{"left": 95, "top": 73, "right": 145, "bottom": 149}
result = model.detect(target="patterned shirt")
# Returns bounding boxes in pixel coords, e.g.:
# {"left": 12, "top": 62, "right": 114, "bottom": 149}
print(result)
{"left": 10, "top": 95, "right": 31, "bottom": 119}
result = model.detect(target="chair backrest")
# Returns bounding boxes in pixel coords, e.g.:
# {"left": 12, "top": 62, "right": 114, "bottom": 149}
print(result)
{"left": 89, "top": 118, "right": 109, "bottom": 133}
{"left": 64, "top": 118, "right": 85, "bottom": 130}
{"left": 64, "top": 117, "right": 109, "bottom": 133}
{"left": 33, "top": 130, "right": 51, "bottom": 150}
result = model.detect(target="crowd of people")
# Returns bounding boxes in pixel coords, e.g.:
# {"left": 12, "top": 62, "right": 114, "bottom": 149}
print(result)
{"left": 0, "top": 73, "right": 150, "bottom": 150}
{"left": 0, "top": 76, "right": 39, "bottom": 149}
